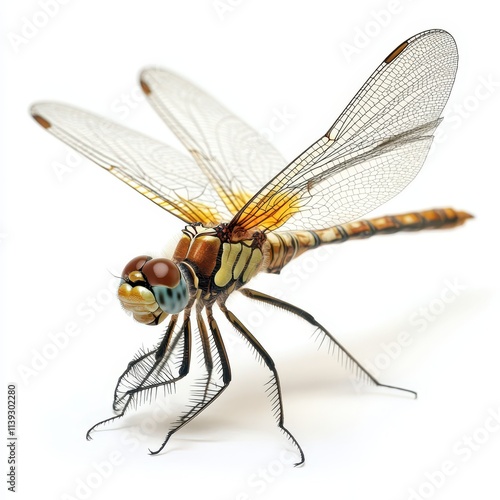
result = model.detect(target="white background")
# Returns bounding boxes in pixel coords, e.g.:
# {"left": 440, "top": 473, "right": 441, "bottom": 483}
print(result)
{"left": 2, "top": 1, "right": 499, "bottom": 499}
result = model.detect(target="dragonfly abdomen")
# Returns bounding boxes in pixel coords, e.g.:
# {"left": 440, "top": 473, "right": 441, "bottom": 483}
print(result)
{"left": 264, "top": 208, "right": 472, "bottom": 274}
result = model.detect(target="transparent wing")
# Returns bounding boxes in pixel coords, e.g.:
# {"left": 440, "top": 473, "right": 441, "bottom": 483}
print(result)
{"left": 228, "top": 29, "right": 458, "bottom": 233}
{"left": 31, "top": 102, "right": 234, "bottom": 224}
{"left": 140, "top": 68, "right": 287, "bottom": 215}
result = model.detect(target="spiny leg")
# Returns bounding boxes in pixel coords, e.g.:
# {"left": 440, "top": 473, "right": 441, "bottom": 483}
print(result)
{"left": 239, "top": 288, "right": 416, "bottom": 398}
{"left": 112, "top": 292, "right": 198, "bottom": 410}
{"left": 179, "top": 302, "right": 233, "bottom": 420}
{"left": 113, "top": 315, "right": 178, "bottom": 412}
{"left": 114, "top": 315, "right": 191, "bottom": 412}
{"left": 149, "top": 305, "right": 231, "bottom": 455}
{"left": 218, "top": 302, "right": 305, "bottom": 467}
{"left": 179, "top": 302, "right": 214, "bottom": 421}
{"left": 86, "top": 313, "right": 192, "bottom": 440}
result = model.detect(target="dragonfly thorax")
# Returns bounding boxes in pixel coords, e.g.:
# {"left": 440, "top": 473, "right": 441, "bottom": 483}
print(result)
{"left": 172, "top": 223, "right": 267, "bottom": 297}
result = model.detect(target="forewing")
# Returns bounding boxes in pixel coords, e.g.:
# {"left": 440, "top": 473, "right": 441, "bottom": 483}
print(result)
{"left": 140, "top": 68, "right": 287, "bottom": 215}
{"left": 31, "top": 102, "right": 233, "bottom": 224}
{"left": 228, "top": 29, "right": 458, "bottom": 233}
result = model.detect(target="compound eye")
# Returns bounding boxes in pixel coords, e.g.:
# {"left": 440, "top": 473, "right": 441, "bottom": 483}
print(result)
{"left": 142, "top": 258, "right": 180, "bottom": 288}
{"left": 122, "top": 255, "right": 152, "bottom": 279}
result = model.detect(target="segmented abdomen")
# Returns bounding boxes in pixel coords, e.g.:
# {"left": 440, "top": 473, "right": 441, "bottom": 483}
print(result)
{"left": 264, "top": 207, "right": 472, "bottom": 274}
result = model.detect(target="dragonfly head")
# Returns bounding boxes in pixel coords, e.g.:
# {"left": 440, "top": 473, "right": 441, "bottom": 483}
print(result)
{"left": 118, "top": 255, "right": 189, "bottom": 325}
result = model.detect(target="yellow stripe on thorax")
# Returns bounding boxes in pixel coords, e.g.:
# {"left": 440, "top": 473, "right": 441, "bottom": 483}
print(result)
{"left": 214, "top": 241, "right": 263, "bottom": 287}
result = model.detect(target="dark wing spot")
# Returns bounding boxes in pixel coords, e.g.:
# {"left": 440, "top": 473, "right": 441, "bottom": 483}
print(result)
{"left": 140, "top": 79, "right": 152, "bottom": 95}
{"left": 33, "top": 114, "right": 52, "bottom": 129}
{"left": 384, "top": 40, "right": 409, "bottom": 64}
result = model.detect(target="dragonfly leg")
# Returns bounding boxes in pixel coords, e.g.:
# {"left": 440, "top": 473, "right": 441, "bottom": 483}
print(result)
{"left": 239, "top": 288, "right": 417, "bottom": 398}
{"left": 148, "top": 306, "right": 231, "bottom": 455}
{"left": 179, "top": 308, "right": 214, "bottom": 420}
{"left": 175, "top": 303, "right": 218, "bottom": 421}
{"left": 112, "top": 315, "right": 179, "bottom": 411}
{"left": 86, "top": 314, "right": 191, "bottom": 440}
{"left": 218, "top": 302, "right": 305, "bottom": 467}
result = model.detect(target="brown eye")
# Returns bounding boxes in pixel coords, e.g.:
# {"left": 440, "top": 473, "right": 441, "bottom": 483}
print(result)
{"left": 142, "top": 258, "right": 180, "bottom": 287}
{"left": 122, "top": 255, "right": 152, "bottom": 278}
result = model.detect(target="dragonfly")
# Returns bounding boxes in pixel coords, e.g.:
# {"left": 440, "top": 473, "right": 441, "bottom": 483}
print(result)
{"left": 32, "top": 29, "right": 471, "bottom": 466}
